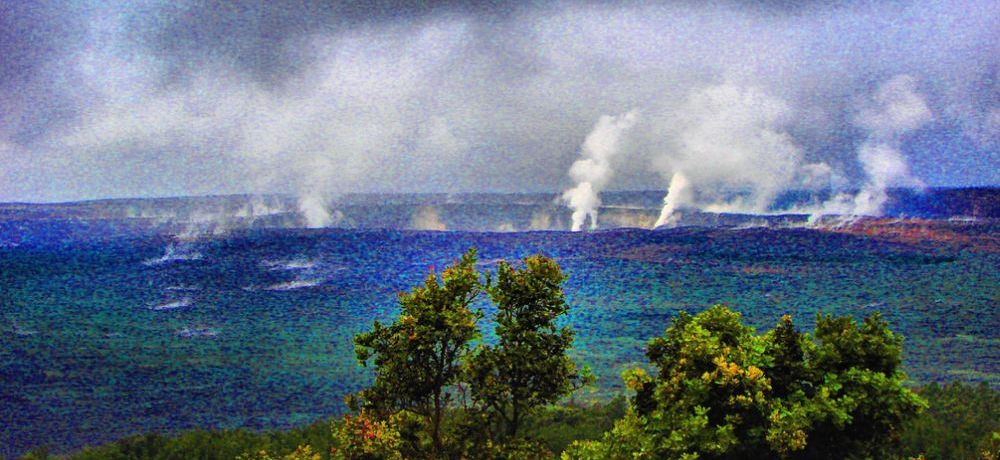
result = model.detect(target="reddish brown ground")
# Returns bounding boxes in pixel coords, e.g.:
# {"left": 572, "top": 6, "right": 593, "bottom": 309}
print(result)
{"left": 823, "top": 218, "right": 1000, "bottom": 253}
{"left": 740, "top": 265, "right": 787, "bottom": 274}
{"left": 614, "top": 244, "right": 690, "bottom": 263}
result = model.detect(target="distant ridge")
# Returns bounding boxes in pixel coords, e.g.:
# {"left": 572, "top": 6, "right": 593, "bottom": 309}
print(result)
{"left": 1, "top": 188, "right": 997, "bottom": 240}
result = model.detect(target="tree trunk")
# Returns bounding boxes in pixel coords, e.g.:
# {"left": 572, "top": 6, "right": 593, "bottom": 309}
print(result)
{"left": 432, "top": 390, "right": 443, "bottom": 456}
{"left": 508, "top": 403, "right": 520, "bottom": 439}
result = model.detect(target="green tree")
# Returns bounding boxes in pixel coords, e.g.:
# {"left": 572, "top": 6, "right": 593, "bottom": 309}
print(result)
{"left": 564, "top": 306, "right": 926, "bottom": 460}
{"left": 796, "top": 312, "right": 925, "bottom": 459}
{"left": 468, "top": 255, "right": 591, "bottom": 443}
{"left": 353, "top": 248, "right": 484, "bottom": 457}
{"left": 764, "top": 315, "right": 809, "bottom": 399}
{"left": 901, "top": 382, "right": 1000, "bottom": 460}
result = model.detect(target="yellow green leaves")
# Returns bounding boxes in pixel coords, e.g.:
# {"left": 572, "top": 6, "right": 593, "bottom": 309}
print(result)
{"left": 567, "top": 305, "right": 925, "bottom": 459}
{"left": 622, "top": 368, "right": 651, "bottom": 392}
{"left": 331, "top": 412, "right": 403, "bottom": 460}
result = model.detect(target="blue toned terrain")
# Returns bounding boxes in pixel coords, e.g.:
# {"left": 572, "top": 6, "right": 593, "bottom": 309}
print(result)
{"left": 1, "top": 189, "right": 998, "bottom": 457}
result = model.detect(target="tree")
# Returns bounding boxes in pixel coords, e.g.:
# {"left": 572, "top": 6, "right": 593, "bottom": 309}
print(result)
{"left": 565, "top": 306, "right": 926, "bottom": 460}
{"left": 795, "top": 312, "right": 925, "bottom": 459}
{"left": 764, "top": 315, "right": 809, "bottom": 399}
{"left": 901, "top": 382, "right": 1000, "bottom": 460}
{"left": 467, "top": 255, "right": 591, "bottom": 442}
{"left": 353, "top": 249, "right": 484, "bottom": 457}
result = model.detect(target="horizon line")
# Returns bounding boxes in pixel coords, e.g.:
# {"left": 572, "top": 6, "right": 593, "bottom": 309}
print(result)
{"left": 2, "top": 185, "right": 999, "bottom": 206}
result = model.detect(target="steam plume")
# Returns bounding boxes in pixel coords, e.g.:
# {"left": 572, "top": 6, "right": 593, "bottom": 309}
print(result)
{"left": 851, "top": 75, "right": 931, "bottom": 215}
{"left": 655, "top": 172, "right": 693, "bottom": 227}
{"left": 807, "top": 75, "right": 932, "bottom": 220}
{"left": 653, "top": 83, "right": 811, "bottom": 227}
{"left": 298, "top": 193, "right": 335, "bottom": 228}
{"left": 562, "top": 110, "right": 638, "bottom": 231}
{"left": 411, "top": 206, "right": 447, "bottom": 231}
{"left": 4, "top": 2, "right": 992, "bottom": 204}
{"left": 529, "top": 210, "right": 553, "bottom": 231}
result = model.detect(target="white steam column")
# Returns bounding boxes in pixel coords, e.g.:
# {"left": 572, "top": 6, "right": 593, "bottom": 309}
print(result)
{"left": 298, "top": 193, "right": 334, "bottom": 228}
{"left": 562, "top": 110, "right": 638, "bottom": 231}
{"left": 655, "top": 171, "right": 693, "bottom": 228}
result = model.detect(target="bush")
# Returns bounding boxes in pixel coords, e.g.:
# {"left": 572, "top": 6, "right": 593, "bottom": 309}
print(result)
{"left": 564, "top": 306, "right": 926, "bottom": 459}
{"left": 329, "top": 411, "right": 403, "bottom": 460}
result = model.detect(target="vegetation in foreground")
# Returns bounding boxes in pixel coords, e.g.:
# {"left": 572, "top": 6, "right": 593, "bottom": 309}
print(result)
{"left": 12, "top": 249, "right": 1000, "bottom": 459}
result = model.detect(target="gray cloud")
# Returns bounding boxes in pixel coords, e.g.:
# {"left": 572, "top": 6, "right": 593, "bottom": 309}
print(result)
{"left": 1, "top": 0, "right": 997, "bottom": 204}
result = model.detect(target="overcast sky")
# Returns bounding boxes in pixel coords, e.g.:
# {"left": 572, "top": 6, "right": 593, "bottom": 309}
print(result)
{"left": 1, "top": 0, "right": 997, "bottom": 203}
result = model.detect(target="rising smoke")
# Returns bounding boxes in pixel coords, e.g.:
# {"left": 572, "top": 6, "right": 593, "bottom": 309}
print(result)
{"left": 410, "top": 206, "right": 447, "bottom": 231}
{"left": 811, "top": 75, "right": 932, "bottom": 219}
{"left": 297, "top": 193, "right": 336, "bottom": 228}
{"left": 656, "top": 171, "right": 693, "bottom": 227}
{"left": 851, "top": 75, "right": 931, "bottom": 214}
{"left": 529, "top": 209, "right": 554, "bottom": 231}
{"left": 649, "top": 77, "right": 933, "bottom": 227}
{"left": 562, "top": 110, "right": 638, "bottom": 231}
{"left": 651, "top": 83, "right": 833, "bottom": 227}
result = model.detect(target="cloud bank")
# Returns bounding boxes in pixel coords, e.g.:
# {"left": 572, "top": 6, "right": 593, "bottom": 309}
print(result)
{"left": 0, "top": 0, "right": 996, "bottom": 221}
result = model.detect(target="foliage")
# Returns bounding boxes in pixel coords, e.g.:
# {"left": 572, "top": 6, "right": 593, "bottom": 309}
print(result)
{"left": 329, "top": 411, "right": 403, "bottom": 460}
{"left": 19, "top": 362, "right": 1000, "bottom": 460}
{"left": 467, "top": 255, "right": 592, "bottom": 441}
{"left": 352, "top": 248, "right": 484, "bottom": 456}
{"left": 901, "top": 381, "right": 1000, "bottom": 460}
{"left": 35, "top": 419, "right": 336, "bottom": 460}
{"left": 982, "top": 432, "right": 1000, "bottom": 460}
{"left": 564, "top": 305, "right": 927, "bottom": 460}
{"left": 239, "top": 445, "right": 322, "bottom": 460}
{"left": 519, "top": 397, "right": 627, "bottom": 454}
{"left": 791, "top": 312, "right": 926, "bottom": 459}
{"left": 349, "top": 249, "right": 592, "bottom": 458}
{"left": 487, "top": 439, "right": 557, "bottom": 460}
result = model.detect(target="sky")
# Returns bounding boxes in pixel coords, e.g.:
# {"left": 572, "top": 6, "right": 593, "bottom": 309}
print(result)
{"left": 0, "top": 0, "right": 998, "bottom": 204}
